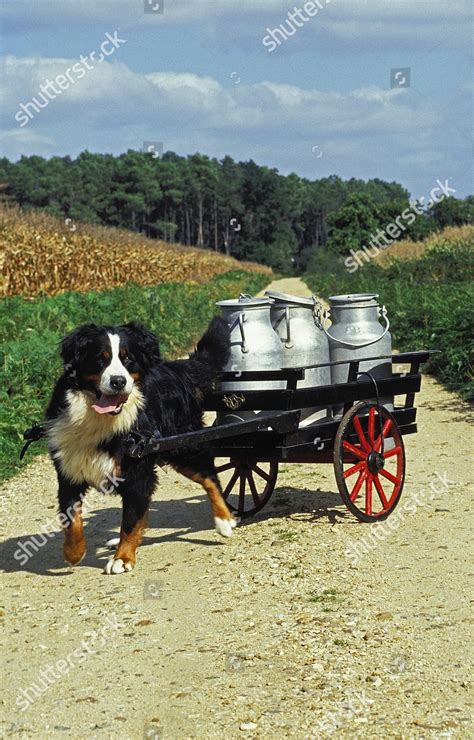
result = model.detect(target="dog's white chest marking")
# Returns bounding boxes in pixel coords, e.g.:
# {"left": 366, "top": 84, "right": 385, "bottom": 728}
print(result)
{"left": 48, "top": 387, "right": 144, "bottom": 488}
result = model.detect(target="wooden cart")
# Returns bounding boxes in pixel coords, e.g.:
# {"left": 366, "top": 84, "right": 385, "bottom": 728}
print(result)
{"left": 123, "top": 350, "right": 433, "bottom": 523}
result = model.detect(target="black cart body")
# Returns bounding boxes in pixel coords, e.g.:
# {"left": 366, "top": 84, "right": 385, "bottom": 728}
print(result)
{"left": 123, "top": 350, "right": 433, "bottom": 522}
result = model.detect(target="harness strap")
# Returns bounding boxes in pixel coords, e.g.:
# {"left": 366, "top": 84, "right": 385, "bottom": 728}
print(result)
{"left": 20, "top": 423, "right": 47, "bottom": 460}
{"left": 121, "top": 430, "right": 163, "bottom": 459}
{"left": 20, "top": 422, "right": 162, "bottom": 462}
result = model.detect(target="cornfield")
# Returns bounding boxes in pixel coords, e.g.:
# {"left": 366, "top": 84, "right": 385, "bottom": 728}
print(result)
{"left": 0, "top": 205, "right": 271, "bottom": 297}
{"left": 373, "top": 224, "right": 474, "bottom": 266}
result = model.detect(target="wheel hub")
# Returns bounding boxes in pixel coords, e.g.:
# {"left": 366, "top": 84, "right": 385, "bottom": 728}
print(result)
{"left": 366, "top": 450, "right": 385, "bottom": 474}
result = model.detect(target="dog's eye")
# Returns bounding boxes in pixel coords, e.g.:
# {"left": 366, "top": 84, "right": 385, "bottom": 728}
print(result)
{"left": 94, "top": 352, "right": 108, "bottom": 368}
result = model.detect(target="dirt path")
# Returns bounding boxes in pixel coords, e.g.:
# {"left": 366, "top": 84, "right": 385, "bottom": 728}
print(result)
{"left": 1, "top": 278, "right": 473, "bottom": 739}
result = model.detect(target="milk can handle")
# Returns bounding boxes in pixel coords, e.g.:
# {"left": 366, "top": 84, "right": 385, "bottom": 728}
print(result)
{"left": 284, "top": 306, "right": 292, "bottom": 349}
{"left": 238, "top": 312, "right": 249, "bottom": 353}
{"left": 314, "top": 300, "right": 390, "bottom": 348}
{"left": 273, "top": 307, "right": 293, "bottom": 348}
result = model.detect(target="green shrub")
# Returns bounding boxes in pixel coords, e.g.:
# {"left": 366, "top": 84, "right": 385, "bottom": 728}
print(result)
{"left": 0, "top": 270, "right": 268, "bottom": 481}
{"left": 306, "top": 237, "right": 474, "bottom": 401}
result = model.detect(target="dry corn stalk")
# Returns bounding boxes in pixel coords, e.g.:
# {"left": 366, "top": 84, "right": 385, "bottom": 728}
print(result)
{"left": 0, "top": 205, "right": 271, "bottom": 297}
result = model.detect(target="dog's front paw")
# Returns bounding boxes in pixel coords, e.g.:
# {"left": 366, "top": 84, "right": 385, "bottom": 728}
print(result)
{"left": 214, "top": 516, "right": 237, "bottom": 538}
{"left": 104, "top": 557, "right": 134, "bottom": 575}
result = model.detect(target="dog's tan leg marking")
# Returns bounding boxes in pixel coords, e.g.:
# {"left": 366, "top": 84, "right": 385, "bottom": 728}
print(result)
{"left": 104, "top": 514, "right": 147, "bottom": 574}
{"left": 63, "top": 506, "right": 86, "bottom": 566}
{"left": 173, "top": 467, "right": 236, "bottom": 537}
{"left": 115, "top": 514, "right": 147, "bottom": 565}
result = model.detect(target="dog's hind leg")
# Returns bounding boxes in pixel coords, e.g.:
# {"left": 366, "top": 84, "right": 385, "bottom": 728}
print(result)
{"left": 104, "top": 461, "right": 156, "bottom": 575}
{"left": 57, "top": 474, "right": 88, "bottom": 566}
{"left": 173, "top": 455, "right": 237, "bottom": 538}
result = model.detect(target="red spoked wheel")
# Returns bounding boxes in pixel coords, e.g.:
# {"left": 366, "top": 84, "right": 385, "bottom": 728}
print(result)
{"left": 334, "top": 402, "right": 405, "bottom": 522}
{"left": 215, "top": 459, "right": 278, "bottom": 518}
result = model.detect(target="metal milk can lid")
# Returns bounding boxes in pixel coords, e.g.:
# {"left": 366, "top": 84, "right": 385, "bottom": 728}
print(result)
{"left": 265, "top": 290, "right": 314, "bottom": 307}
{"left": 216, "top": 295, "right": 273, "bottom": 308}
{"left": 329, "top": 293, "right": 379, "bottom": 307}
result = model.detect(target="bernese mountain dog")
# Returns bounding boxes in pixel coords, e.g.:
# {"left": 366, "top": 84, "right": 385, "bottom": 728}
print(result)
{"left": 45, "top": 317, "right": 236, "bottom": 575}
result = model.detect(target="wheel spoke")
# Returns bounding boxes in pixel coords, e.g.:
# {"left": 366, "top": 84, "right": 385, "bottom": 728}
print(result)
{"left": 383, "top": 446, "right": 402, "bottom": 459}
{"left": 247, "top": 472, "right": 261, "bottom": 506}
{"left": 253, "top": 464, "right": 270, "bottom": 482}
{"left": 238, "top": 474, "right": 246, "bottom": 512}
{"left": 374, "top": 418, "right": 393, "bottom": 451}
{"left": 350, "top": 469, "right": 367, "bottom": 501}
{"left": 373, "top": 474, "right": 389, "bottom": 509}
{"left": 215, "top": 461, "right": 236, "bottom": 473}
{"left": 343, "top": 460, "right": 366, "bottom": 479}
{"left": 365, "top": 474, "right": 373, "bottom": 515}
{"left": 219, "top": 461, "right": 277, "bottom": 517}
{"left": 368, "top": 407, "right": 376, "bottom": 445}
{"left": 342, "top": 440, "right": 367, "bottom": 460}
{"left": 379, "top": 468, "right": 401, "bottom": 486}
{"left": 222, "top": 469, "right": 239, "bottom": 498}
{"left": 353, "top": 415, "right": 371, "bottom": 452}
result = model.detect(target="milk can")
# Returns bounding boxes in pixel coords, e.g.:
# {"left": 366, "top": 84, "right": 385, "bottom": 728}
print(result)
{"left": 322, "top": 294, "right": 393, "bottom": 414}
{"left": 266, "top": 290, "right": 331, "bottom": 425}
{"left": 216, "top": 295, "right": 285, "bottom": 423}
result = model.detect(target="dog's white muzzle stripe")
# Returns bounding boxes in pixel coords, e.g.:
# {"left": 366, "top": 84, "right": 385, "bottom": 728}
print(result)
{"left": 99, "top": 334, "right": 134, "bottom": 396}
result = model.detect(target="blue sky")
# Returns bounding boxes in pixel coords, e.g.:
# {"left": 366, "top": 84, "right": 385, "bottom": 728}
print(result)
{"left": 1, "top": 0, "right": 472, "bottom": 197}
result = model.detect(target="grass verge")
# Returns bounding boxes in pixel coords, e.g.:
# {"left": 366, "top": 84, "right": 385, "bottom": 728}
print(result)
{"left": 306, "top": 231, "right": 474, "bottom": 401}
{"left": 0, "top": 270, "right": 268, "bottom": 482}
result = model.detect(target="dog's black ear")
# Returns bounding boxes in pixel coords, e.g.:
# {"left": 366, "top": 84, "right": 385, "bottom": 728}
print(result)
{"left": 60, "top": 324, "right": 101, "bottom": 370}
{"left": 121, "top": 322, "right": 161, "bottom": 369}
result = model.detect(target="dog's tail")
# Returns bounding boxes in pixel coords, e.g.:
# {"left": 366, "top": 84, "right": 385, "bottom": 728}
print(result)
{"left": 193, "top": 316, "right": 231, "bottom": 373}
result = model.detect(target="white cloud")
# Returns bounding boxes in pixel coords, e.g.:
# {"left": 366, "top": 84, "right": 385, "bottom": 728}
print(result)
{"left": 1, "top": 0, "right": 471, "bottom": 51}
{"left": 1, "top": 53, "right": 468, "bottom": 199}
{"left": 0, "top": 53, "right": 448, "bottom": 137}
{"left": 145, "top": 72, "right": 228, "bottom": 115}
{"left": 7, "top": 55, "right": 425, "bottom": 135}
{"left": 0, "top": 128, "right": 55, "bottom": 160}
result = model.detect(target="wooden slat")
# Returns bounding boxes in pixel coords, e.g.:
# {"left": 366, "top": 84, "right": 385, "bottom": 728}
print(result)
{"left": 135, "top": 410, "right": 300, "bottom": 454}
{"left": 217, "top": 350, "right": 435, "bottom": 383}
{"left": 205, "top": 375, "right": 421, "bottom": 412}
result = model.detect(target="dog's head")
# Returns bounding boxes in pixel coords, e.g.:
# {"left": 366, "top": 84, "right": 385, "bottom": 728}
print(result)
{"left": 60, "top": 322, "right": 161, "bottom": 416}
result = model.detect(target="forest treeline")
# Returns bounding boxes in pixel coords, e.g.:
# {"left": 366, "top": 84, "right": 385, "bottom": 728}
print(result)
{"left": 0, "top": 151, "right": 472, "bottom": 271}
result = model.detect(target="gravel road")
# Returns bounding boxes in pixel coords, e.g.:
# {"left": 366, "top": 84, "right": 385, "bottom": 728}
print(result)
{"left": 1, "top": 278, "right": 472, "bottom": 739}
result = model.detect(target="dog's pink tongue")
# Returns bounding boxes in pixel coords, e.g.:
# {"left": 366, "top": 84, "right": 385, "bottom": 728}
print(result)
{"left": 91, "top": 394, "right": 123, "bottom": 414}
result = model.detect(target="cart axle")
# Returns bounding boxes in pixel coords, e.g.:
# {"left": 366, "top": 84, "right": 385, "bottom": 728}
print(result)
{"left": 367, "top": 451, "right": 385, "bottom": 474}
